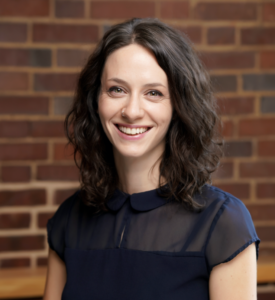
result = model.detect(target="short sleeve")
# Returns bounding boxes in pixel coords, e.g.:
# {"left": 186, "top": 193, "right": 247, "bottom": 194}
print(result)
{"left": 46, "top": 191, "right": 78, "bottom": 261}
{"left": 205, "top": 193, "right": 260, "bottom": 272}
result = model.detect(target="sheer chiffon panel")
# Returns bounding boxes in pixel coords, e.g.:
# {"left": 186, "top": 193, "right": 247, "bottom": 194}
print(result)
{"left": 204, "top": 188, "right": 260, "bottom": 272}
{"left": 47, "top": 185, "right": 260, "bottom": 272}
{"left": 46, "top": 192, "right": 76, "bottom": 261}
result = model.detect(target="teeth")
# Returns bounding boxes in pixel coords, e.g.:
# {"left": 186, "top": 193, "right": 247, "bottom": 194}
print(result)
{"left": 118, "top": 126, "right": 149, "bottom": 135}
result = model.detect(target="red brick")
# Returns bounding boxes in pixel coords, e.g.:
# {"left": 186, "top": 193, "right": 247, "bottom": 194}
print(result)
{"left": 260, "top": 51, "right": 275, "bottom": 69}
{"left": 224, "top": 141, "right": 252, "bottom": 157}
{"left": 174, "top": 26, "right": 202, "bottom": 44}
{"left": 222, "top": 120, "right": 234, "bottom": 137}
{"left": 0, "top": 121, "right": 30, "bottom": 138}
{"left": 212, "top": 162, "right": 233, "bottom": 179}
{"left": 2, "top": 166, "right": 31, "bottom": 182}
{"left": 160, "top": 2, "right": 189, "bottom": 19}
{"left": 34, "top": 73, "right": 78, "bottom": 91}
{"left": 207, "top": 27, "right": 235, "bottom": 45}
{"left": 54, "top": 188, "right": 78, "bottom": 205}
{"left": 194, "top": 3, "right": 257, "bottom": 21}
{"left": 261, "top": 96, "right": 275, "bottom": 113}
{"left": 37, "top": 165, "right": 79, "bottom": 181}
{"left": 246, "top": 204, "right": 275, "bottom": 221}
{"left": 0, "top": 23, "right": 27, "bottom": 42}
{"left": 0, "top": 48, "right": 28, "bottom": 66}
{"left": 239, "top": 119, "right": 275, "bottom": 136}
{"left": 215, "top": 183, "right": 250, "bottom": 199}
{"left": 202, "top": 52, "right": 255, "bottom": 70}
{"left": 255, "top": 226, "right": 275, "bottom": 242}
{"left": 0, "top": 235, "right": 44, "bottom": 252}
{"left": 241, "top": 28, "right": 275, "bottom": 45}
{"left": 54, "top": 96, "right": 73, "bottom": 115}
{"left": 252, "top": 74, "right": 275, "bottom": 92}
{"left": 262, "top": 3, "right": 275, "bottom": 22}
{"left": 38, "top": 212, "right": 55, "bottom": 228}
{"left": 31, "top": 121, "right": 65, "bottom": 137}
{"left": 57, "top": 49, "right": 90, "bottom": 67}
{"left": 0, "top": 258, "right": 30, "bottom": 268}
{"left": 240, "top": 162, "right": 275, "bottom": 178}
{"left": 0, "top": 48, "right": 51, "bottom": 67}
{"left": 243, "top": 74, "right": 275, "bottom": 91}
{"left": 37, "top": 257, "right": 48, "bottom": 266}
{"left": 256, "top": 247, "right": 275, "bottom": 258}
{"left": 258, "top": 140, "right": 275, "bottom": 157}
{"left": 0, "top": 189, "right": 46, "bottom": 206}
{"left": 211, "top": 75, "right": 237, "bottom": 92}
{"left": 54, "top": 143, "right": 76, "bottom": 160}
{"left": 0, "top": 144, "right": 47, "bottom": 161}
{"left": 90, "top": 1, "right": 155, "bottom": 18}
{"left": 0, "top": 96, "right": 49, "bottom": 115}
{"left": 257, "top": 183, "right": 275, "bottom": 198}
{"left": 217, "top": 97, "right": 254, "bottom": 115}
{"left": 0, "top": 0, "right": 49, "bottom": 17}
{"left": 0, "top": 213, "right": 30, "bottom": 229}
{"left": 55, "top": 1, "right": 84, "bottom": 18}
{"left": 258, "top": 291, "right": 275, "bottom": 299}
{"left": 33, "top": 24, "right": 98, "bottom": 43}
{"left": 0, "top": 72, "right": 28, "bottom": 91}
{"left": 0, "top": 121, "right": 65, "bottom": 138}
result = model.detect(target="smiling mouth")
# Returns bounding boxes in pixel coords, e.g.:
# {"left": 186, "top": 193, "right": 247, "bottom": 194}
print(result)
{"left": 115, "top": 124, "right": 152, "bottom": 136}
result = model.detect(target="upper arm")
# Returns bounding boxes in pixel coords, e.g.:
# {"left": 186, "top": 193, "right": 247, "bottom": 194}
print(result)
{"left": 43, "top": 248, "right": 67, "bottom": 300}
{"left": 209, "top": 242, "right": 257, "bottom": 300}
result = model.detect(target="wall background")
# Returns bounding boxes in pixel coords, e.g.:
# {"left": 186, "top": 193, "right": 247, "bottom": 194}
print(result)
{"left": 0, "top": 0, "right": 274, "bottom": 271}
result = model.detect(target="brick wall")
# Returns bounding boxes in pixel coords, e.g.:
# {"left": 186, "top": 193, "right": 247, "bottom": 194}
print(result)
{"left": 0, "top": 0, "right": 274, "bottom": 276}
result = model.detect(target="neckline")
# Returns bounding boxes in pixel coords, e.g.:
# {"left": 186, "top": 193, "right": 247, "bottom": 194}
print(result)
{"left": 116, "top": 182, "right": 170, "bottom": 196}
{"left": 106, "top": 183, "right": 172, "bottom": 212}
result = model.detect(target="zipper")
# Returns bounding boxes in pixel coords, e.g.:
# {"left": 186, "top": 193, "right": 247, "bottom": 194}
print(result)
{"left": 118, "top": 225, "right": 126, "bottom": 248}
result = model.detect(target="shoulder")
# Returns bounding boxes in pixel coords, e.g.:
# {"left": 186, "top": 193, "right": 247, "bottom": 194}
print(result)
{"left": 48, "top": 190, "right": 81, "bottom": 228}
{"left": 198, "top": 184, "right": 249, "bottom": 215}
{"left": 46, "top": 190, "right": 81, "bottom": 261}
{"left": 56, "top": 190, "right": 81, "bottom": 214}
{"left": 206, "top": 184, "right": 256, "bottom": 234}
{"left": 197, "top": 184, "right": 257, "bottom": 242}
{"left": 203, "top": 185, "right": 260, "bottom": 271}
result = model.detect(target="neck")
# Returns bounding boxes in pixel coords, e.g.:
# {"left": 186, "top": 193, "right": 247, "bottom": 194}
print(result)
{"left": 113, "top": 147, "right": 166, "bottom": 195}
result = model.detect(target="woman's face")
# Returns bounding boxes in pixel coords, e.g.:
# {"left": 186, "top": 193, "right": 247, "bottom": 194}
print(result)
{"left": 98, "top": 43, "right": 173, "bottom": 159}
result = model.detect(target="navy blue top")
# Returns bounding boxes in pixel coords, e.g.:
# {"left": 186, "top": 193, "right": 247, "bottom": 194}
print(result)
{"left": 47, "top": 184, "right": 260, "bottom": 300}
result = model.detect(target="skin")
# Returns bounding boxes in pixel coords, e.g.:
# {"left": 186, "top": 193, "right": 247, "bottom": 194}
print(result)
{"left": 43, "top": 43, "right": 258, "bottom": 300}
{"left": 209, "top": 242, "right": 258, "bottom": 300}
{"left": 98, "top": 43, "right": 173, "bottom": 194}
{"left": 43, "top": 248, "right": 66, "bottom": 300}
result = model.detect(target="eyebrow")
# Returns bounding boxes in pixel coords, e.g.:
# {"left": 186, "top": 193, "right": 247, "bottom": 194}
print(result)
{"left": 107, "top": 77, "right": 166, "bottom": 88}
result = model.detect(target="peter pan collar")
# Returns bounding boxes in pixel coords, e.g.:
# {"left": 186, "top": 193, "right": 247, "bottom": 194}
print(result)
{"left": 106, "top": 184, "right": 173, "bottom": 212}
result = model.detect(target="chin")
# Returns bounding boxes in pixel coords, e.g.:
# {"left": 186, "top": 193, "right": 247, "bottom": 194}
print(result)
{"left": 116, "top": 147, "right": 147, "bottom": 159}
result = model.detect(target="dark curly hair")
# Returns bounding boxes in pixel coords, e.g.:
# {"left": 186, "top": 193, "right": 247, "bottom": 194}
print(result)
{"left": 65, "top": 17, "right": 223, "bottom": 213}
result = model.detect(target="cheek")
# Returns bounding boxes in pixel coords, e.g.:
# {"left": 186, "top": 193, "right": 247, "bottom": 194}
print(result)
{"left": 153, "top": 104, "right": 173, "bottom": 130}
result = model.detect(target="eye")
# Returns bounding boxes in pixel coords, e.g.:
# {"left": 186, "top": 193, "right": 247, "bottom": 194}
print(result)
{"left": 108, "top": 86, "right": 124, "bottom": 94}
{"left": 147, "top": 90, "right": 163, "bottom": 97}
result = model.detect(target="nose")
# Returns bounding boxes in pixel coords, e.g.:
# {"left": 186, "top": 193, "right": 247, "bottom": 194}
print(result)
{"left": 122, "top": 92, "right": 145, "bottom": 121}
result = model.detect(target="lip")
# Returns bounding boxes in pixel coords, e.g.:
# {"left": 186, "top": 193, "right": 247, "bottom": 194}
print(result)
{"left": 114, "top": 124, "right": 152, "bottom": 140}
{"left": 116, "top": 123, "right": 152, "bottom": 129}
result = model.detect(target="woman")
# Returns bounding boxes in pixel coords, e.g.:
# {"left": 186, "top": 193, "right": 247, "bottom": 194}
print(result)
{"left": 43, "top": 18, "right": 260, "bottom": 300}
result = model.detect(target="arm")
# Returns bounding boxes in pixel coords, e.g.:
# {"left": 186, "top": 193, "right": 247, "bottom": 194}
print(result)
{"left": 209, "top": 242, "right": 257, "bottom": 300}
{"left": 43, "top": 248, "right": 67, "bottom": 300}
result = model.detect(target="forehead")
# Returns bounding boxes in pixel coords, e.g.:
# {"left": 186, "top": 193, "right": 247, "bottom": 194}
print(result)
{"left": 101, "top": 44, "right": 168, "bottom": 85}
